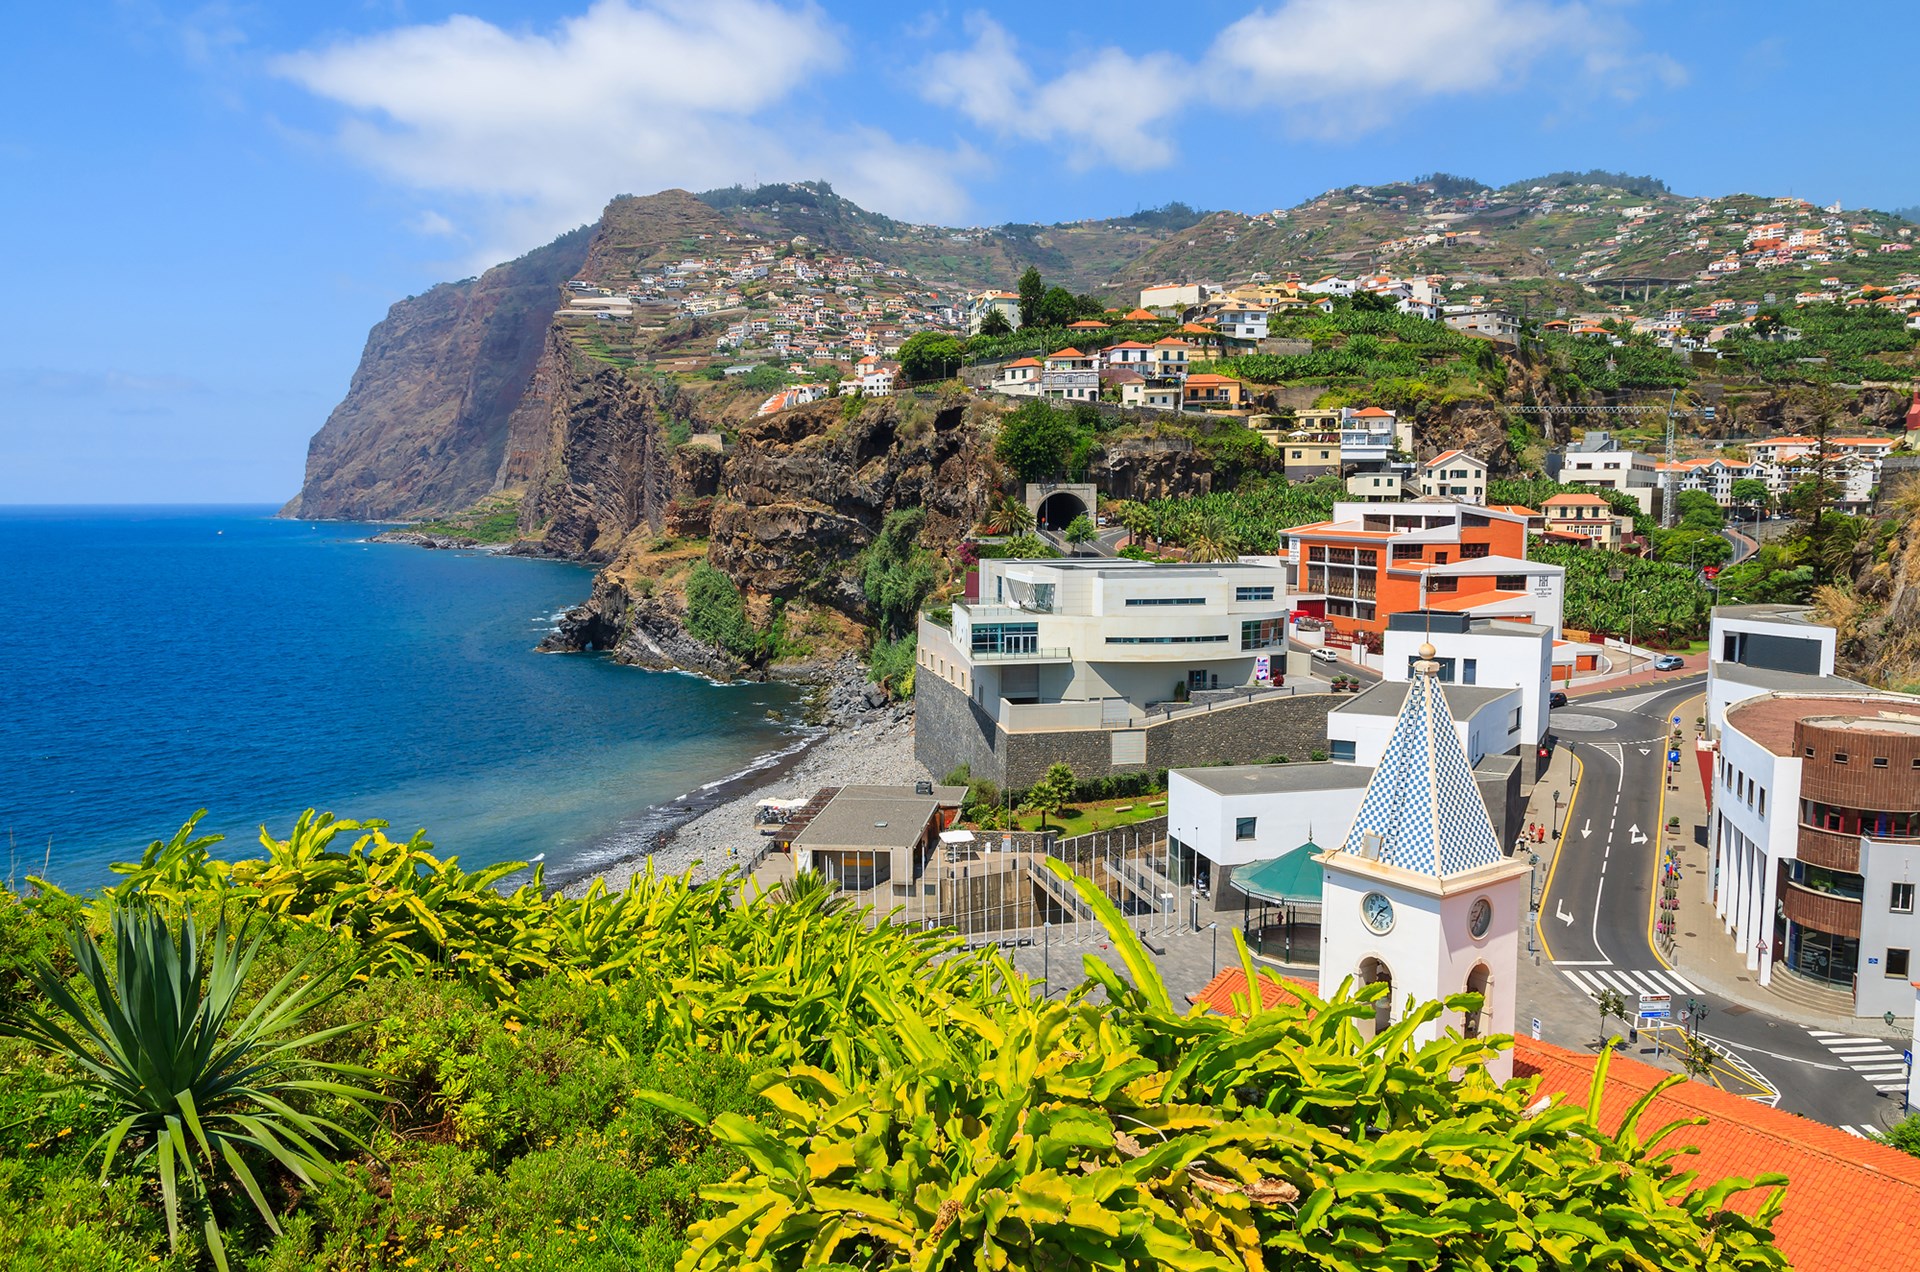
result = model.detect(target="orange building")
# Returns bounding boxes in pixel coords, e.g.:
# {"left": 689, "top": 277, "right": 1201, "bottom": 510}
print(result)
{"left": 1285, "top": 501, "right": 1563, "bottom": 639}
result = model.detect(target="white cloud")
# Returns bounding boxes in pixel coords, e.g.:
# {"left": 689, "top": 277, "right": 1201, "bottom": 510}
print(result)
{"left": 410, "top": 209, "right": 458, "bottom": 237}
{"left": 920, "top": 15, "right": 1186, "bottom": 170}
{"left": 274, "top": 0, "right": 972, "bottom": 265}
{"left": 1213, "top": 0, "right": 1674, "bottom": 137}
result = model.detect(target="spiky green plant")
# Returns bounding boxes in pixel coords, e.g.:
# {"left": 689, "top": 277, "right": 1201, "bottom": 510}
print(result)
{"left": 0, "top": 903, "right": 385, "bottom": 1270}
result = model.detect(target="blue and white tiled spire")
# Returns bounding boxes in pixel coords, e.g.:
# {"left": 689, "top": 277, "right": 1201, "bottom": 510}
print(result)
{"left": 1336, "top": 643, "right": 1505, "bottom": 877}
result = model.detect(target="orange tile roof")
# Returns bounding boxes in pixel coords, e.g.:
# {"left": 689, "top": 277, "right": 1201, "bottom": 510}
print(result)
{"left": 1123, "top": 308, "right": 1158, "bottom": 321}
{"left": 1066, "top": 320, "right": 1109, "bottom": 329}
{"left": 1487, "top": 503, "right": 1540, "bottom": 517}
{"left": 1513, "top": 1037, "right": 1920, "bottom": 1272}
{"left": 1350, "top": 406, "right": 1396, "bottom": 417}
{"left": 1106, "top": 340, "right": 1152, "bottom": 350}
{"left": 1003, "top": 357, "right": 1041, "bottom": 368}
{"left": 1543, "top": 492, "right": 1612, "bottom": 506}
{"left": 1424, "top": 448, "right": 1469, "bottom": 466}
{"left": 1188, "top": 966, "right": 1316, "bottom": 1015}
{"left": 1049, "top": 347, "right": 1088, "bottom": 358}
{"left": 1184, "top": 373, "right": 1241, "bottom": 385}
{"left": 1178, "top": 322, "right": 1213, "bottom": 334}
{"left": 1153, "top": 337, "right": 1193, "bottom": 347}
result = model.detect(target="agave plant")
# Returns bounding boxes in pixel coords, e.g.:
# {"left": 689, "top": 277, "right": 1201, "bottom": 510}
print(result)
{"left": 0, "top": 903, "right": 385, "bottom": 1270}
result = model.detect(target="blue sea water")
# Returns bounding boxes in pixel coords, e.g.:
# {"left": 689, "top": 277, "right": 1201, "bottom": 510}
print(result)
{"left": 0, "top": 507, "right": 805, "bottom": 890}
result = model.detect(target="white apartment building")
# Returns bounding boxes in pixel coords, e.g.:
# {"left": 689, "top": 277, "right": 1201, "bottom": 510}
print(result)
{"left": 1140, "top": 282, "right": 1205, "bottom": 311}
{"left": 1339, "top": 406, "right": 1409, "bottom": 467}
{"left": 928, "top": 558, "right": 1295, "bottom": 721}
{"left": 1381, "top": 612, "right": 1553, "bottom": 754}
{"left": 1041, "top": 348, "right": 1098, "bottom": 401}
{"left": 967, "top": 290, "right": 1022, "bottom": 334}
{"left": 1714, "top": 692, "right": 1920, "bottom": 1019}
{"left": 1327, "top": 681, "right": 1523, "bottom": 769}
{"left": 1706, "top": 604, "right": 1843, "bottom": 730}
{"left": 1213, "top": 304, "right": 1270, "bottom": 342}
{"left": 1557, "top": 440, "right": 1660, "bottom": 515}
{"left": 1419, "top": 450, "right": 1487, "bottom": 504}
{"left": 1346, "top": 471, "right": 1405, "bottom": 501}
{"left": 1658, "top": 456, "right": 1753, "bottom": 509}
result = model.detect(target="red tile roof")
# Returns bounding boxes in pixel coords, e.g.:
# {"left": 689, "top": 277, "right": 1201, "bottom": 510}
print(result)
{"left": 1123, "top": 308, "right": 1158, "bottom": 321}
{"left": 1350, "top": 406, "right": 1396, "bottom": 417}
{"left": 1513, "top": 1037, "right": 1920, "bottom": 1272}
{"left": 1543, "top": 492, "right": 1612, "bottom": 506}
{"left": 1188, "top": 966, "right": 1316, "bottom": 1015}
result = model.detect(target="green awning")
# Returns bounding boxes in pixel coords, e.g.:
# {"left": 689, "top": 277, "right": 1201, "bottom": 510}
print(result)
{"left": 1235, "top": 841, "right": 1324, "bottom": 905}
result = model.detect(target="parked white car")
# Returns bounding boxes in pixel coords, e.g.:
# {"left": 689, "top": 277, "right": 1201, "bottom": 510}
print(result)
{"left": 1312, "top": 647, "right": 1341, "bottom": 665}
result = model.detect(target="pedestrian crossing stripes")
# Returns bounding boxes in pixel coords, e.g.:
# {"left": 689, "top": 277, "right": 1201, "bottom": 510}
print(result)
{"left": 1808, "top": 1030, "right": 1913, "bottom": 1093}
{"left": 1840, "top": 1125, "right": 1887, "bottom": 1140}
{"left": 1557, "top": 966, "right": 1701, "bottom": 1000}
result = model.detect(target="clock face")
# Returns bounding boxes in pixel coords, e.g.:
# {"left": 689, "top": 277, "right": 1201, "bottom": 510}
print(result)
{"left": 1469, "top": 897, "right": 1493, "bottom": 939}
{"left": 1361, "top": 891, "right": 1395, "bottom": 935}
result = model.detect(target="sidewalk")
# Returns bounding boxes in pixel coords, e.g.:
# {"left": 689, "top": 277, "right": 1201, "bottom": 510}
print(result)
{"left": 1658, "top": 691, "right": 1909, "bottom": 1041}
{"left": 1563, "top": 649, "right": 1708, "bottom": 698}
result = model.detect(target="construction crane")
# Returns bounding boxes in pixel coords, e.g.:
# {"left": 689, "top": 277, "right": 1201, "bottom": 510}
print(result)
{"left": 1504, "top": 390, "right": 1718, "bottom": 525}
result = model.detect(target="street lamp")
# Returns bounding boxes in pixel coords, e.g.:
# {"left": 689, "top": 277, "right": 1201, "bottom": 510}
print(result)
{"left": 1043, "top": 921, "right": 1051, "bottom": 998}
{"left": 1208, "top": 921, "right": 1219, "bottom": 972}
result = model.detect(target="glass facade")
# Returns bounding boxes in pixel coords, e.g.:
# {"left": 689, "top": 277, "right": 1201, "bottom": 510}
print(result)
{"left": 971, "top": 622, "right": 1038, "bottom": 655}
{"left": 1241, "top": 618, "right": 1285, "bottom": 650}
{"left": 1235, "top": 586, "right": 1275, "bottom": 601}
{"left": 1787, "top": 923, "right": 1859, "bottom": 987}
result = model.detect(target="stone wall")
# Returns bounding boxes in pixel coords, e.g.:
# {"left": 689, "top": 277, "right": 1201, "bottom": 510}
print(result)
{"left": 918, "top": 674, "right": 1340, "bottom": 793}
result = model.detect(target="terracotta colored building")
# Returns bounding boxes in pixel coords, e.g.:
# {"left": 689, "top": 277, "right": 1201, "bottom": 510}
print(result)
{"left": 1285, "top": 501, "right": 1564, "bottom": 639}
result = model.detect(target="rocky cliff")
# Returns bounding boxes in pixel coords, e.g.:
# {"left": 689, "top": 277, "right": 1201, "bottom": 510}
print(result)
{"left": 284, "top": 228, "right": 590, "bottom": 519}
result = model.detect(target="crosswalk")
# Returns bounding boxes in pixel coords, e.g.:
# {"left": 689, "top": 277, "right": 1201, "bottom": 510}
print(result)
{"left": 1808, "top": 1030, "right": 1912, "bottom": 1093}
{"left": 1557, "top": 965, "right": 1701, "bottom": 1000}
{"left": 1840, "top": 1124, "right": 1888, "bottom": 1140}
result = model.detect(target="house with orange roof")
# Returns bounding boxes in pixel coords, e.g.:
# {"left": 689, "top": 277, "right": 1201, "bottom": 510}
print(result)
{"left": 1212, "top": 302, "right": 1269, "bottom": 342}
{"left": 1541, "top": 491, "right": 1622, "bottom": 548}
{"left": 1041, "top": 347, "right": 1098, "bottom": 401}
{"left": 1121, "top": 306, "right": 1160, "bottom": 322}
{"left": 1419, "top": 449, "right": 1488, "bottom": 504}
{"left": 1065, "top": 319, "right": 1109, "bottom": 332}
{"left": 990, "top": 356, "right": 1042, "bottom": 398}
{"left": 1181, "top": 372, "right": 1251, "bottom": 414}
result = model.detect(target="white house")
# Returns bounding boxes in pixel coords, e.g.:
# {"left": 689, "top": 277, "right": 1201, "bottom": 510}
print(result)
{"left": 1419, "top": 450, "right": 1487, "bottom": 504}
{"left": 1166, "top": 764, "right": 1372, "bottom": 897}
{"left": 1213, "top": 304, "right": 1270, "bottom": 342}
{"left": 1140, "top": 282, "right": 1204, "bottom": 311}
{"left": 991, "top": 357, "right": 1042, "bottom": 397}
{"left": 1706, "top": 604, "right": 1843, "bottom": 733}
{"left": 967, "top": 290, "right": 1022, "bottom": 334}
{"left": 1381, "top": 612, "right": 1553, "bottom": 756}
{"left": 1327, "top": 680, "right": 1524, "bottom": 769}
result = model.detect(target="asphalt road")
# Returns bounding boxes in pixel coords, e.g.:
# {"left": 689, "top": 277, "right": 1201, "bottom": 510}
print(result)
{"left": 1539, "top": 675, "right": 1901, "bottom": 1131}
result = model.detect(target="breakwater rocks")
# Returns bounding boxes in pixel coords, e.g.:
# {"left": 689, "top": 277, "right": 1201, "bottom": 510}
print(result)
{"left": 368, "top": 529, "right": 488, "bottom": 550}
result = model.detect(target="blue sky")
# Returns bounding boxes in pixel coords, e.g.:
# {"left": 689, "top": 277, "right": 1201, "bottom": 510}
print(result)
{"left": 2, "top": 0, "right": 1915, "bottom": 504}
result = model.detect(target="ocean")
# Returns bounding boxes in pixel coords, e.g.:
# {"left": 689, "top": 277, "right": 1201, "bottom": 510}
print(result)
{"left": 0, "top": 506, "right": 806, "bottom": 891}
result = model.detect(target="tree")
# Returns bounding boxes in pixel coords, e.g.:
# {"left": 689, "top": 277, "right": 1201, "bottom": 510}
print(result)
{"left": 1594, "top": 985, "right": 1628, "bottom": 1048}
{"left": 1035, "top": 285, "right": 1081, "bottom": 329}
{"left": 0, "top": 904, "right": 383, "bottom": 1271}
{"left": 1063, "top": 513, "right": 1096, "bottom": 549}
{"left": 977, "top": 307, "right": 1013, "bottom": 337}
{"left": 861, "top": 508, "right": 937, "bottom": 640}
{"left": 1674, "top": 488, "right": 1725, "bottom": 531}
{"left": 1730, "top": 477, "right": 1771, "bottom": 511}
{"left": 982, "top": 494, "right": 1035, "bottom": 535}
{"left": 993, "top": 399, "right": 1083, "bottom": 481}
{"left": 1000, "top": 531, "right": 1051, "bottom": 558}
{"left": 1017, "top": 266, "right": 1044, "bottom": 329}
{"left": 1349, "top": 289, "right": 1395, "bottom": 313}
{"left": 1024, "top": 761, "right": 1077, "bottom": 832}
{"left": 897, "top": 331, "right": 964, "bottom": 383}
{"left": 1877, "top": 1112, "right": 1920, "bottom": 1158}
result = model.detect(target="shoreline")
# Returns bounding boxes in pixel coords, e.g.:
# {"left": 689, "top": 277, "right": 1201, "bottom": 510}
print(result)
{"left": 558, "top": 692, "right": 928, "bottom": 898}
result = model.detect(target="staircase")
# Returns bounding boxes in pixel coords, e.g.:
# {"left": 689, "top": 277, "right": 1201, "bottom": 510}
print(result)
{"left": 1761, "top": 965, "right": 1856, "bottom": 1017}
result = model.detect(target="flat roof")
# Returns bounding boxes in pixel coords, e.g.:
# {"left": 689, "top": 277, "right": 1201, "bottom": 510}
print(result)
{"left": 1725, "top": 695, "right": 1920, "bottom": 757}
{"left": 1332, "top": 681, "right": 1517, "bottom": 718}
{"left": 1174, "top": 761, "right": 1372, "bottom": 798}
{"left": 1421, "top": 555, "right": 1561, "bottom": 577}
{"left": 1711, "top": 663, "right": 1866, "bottom": 696}
{"left": 1714, "top": 603, "right": 1824, "bottom": 626}
{"left": 996, "top": 559, "right": 1284, "bottom": 576}
{"left": 792, "top": 784, "right": 966, "bottom": 851}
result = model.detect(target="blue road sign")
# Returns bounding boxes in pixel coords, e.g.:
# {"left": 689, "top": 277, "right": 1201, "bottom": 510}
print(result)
{"left": 1906, "top": 1049, "right": 1913, "bottom": 1067}
{"left": 1668, "top": 749, "right": 1681, "bottom": 764}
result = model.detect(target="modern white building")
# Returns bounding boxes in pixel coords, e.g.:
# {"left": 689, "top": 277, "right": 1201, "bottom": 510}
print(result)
{"left": 1714, "top": 692, "right": 1920, "bottom": 1019}
{"left": 1556, "top": 436, "right": 1661, "bottom": 516}
{"left": 1327, "top": 681, "right": 1524, "bottom": 769}
{"left": 1167, "top": 763, "right": 1372, "bottom": 898}
{"left": 1380, "top": 611, "right": 1553, "bottom": 755}
{"left": 1706, "top": 604, "right": 1844, "bottom": 732}
{"left": 927, "top": 558, "right": 1295, "bottom": 720}
{"left": 1317, "top": 647, "right": 1531, "bottom": 1075}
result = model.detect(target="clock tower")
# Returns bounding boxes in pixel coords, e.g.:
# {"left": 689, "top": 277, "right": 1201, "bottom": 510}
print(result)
{"left": 1316, "top": 643, "right": 1531, "bottom": 1080}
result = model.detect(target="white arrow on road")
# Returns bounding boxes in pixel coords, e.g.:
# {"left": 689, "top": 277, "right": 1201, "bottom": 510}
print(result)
{"left": 1638, "top": 747, "right": 1651, "bottom": 756}
{"left": 1556, "top": 899, "right": 1574, "bottom": 926}
{"left": 1629, "top": 825, "right": 1649, "bottom": 845}
{"left": 1581, "top": 818, "right": 1592, "bottom": 838}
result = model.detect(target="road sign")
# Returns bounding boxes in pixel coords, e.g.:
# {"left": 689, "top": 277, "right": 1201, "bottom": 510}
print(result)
{"left": 1668, "top": 749, "right": 1681, "bottom": 764}
{"left": 1906, "top": 1049, "right": 1913, "bottom": 1068}
{"left": 1531, "top": 1018, "right": 1542, "bottom": 1041}
{"left": 1637, "top": 992, "right": 1671, "bottom": 1021}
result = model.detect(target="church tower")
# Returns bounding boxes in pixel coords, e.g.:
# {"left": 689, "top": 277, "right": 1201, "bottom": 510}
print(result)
{"left": 1316, "top": 642, "right": 1531, "bottom": 1080}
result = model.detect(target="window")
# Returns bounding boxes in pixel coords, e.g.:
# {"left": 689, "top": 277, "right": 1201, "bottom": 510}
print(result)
{"left": 1835, "top": 752, "right": 1849, "bottom": 765}
{"left": 1330, "top": 739, "right": 1357, "bottom": 762}
{"left": 1235, "top": 817, "right": 1257, "bottom": 841}
{"left": 1758, "top": 789, "right": 1766, "bottom": 815}
{"left": 1461, "top": 542, "right": 1490, "bottom": 559}
{"left": 971, "top": 622, "right": 1038, "bottom": 655}
{"left": 1393, "top": 544, "right": 1424, "bottom": 560}
{"left": 1235, "top": 586, "right": 1275, "bottom": 602}
{"left": 1508, "top": 707, "right": 1522, "bottom": 731}
{"left": 1888, "top": 949, "right": 1911, "bottom": 979}
{"left": 1125, "top": 596, "right": 1206, "bottom": 606}
{"left": 1104, "top": 634, "right": 1229, "bottom": 644}
{"left": 1874, "top": 757, "right": 1890, "bottom": 768}
{"left": 1893, "top": 883, "right": 1915, "bottom": 914}
{"left": 1241, "top": 618, "right": 1285, "bottom": 650}
{"left": 1427, "top": 576, "right": 1458, "bottom": 593}
{"left": 1805, "top": 747, "right": 1816, "bottom": 758}
{"left": 1463, "top": 658, "right": 1478, "bottom": 685}
{"left": 1290, "top": 449, "right": 1303, "bottom": 459}
{"left": 1496, "top": 574, "right": 1527, "bottom": 591}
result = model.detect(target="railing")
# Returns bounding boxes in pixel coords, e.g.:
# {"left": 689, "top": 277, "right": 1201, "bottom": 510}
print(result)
{"left": 971, "top": 646, "right": 1071, "bottom": 662}
{"left": 1795, "top": 824, "right": 1862, "bottom": 873}
{"left": 1780, "top": 880, "right": 1862, "bottom": 938}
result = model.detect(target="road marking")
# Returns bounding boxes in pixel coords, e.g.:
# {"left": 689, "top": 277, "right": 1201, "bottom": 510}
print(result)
{"left": 1553, "top": 959, "right": 1613, "bottom": 967}
{"left": 1558, "top": 967, "right": 1699, "bottom": 1000}
{"left": 1533, "top": 745, "right": 1586, "bottom": 963}
{"left": 1581, "top": 818, "right": 1592, "bottom": 838}
{"left": 1628, "top": 824, "right": 1648, "bottom": 845}
{"left": 1556, "top": 899, "right": 1574, "bottom": 926}
{"left": 1806, "top": 1031, "right": 1912, "bottom": 1092}
{"left": 1841, "top": 1125, "right": 1885, "bottom": 1140}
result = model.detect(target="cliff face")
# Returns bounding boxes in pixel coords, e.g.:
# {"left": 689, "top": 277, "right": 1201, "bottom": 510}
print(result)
{"left": 284, "top": 228, "right": 590, "bottom": 519}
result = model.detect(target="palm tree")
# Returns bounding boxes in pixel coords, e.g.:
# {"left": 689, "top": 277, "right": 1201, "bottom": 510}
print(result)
{"left": 1184, "top": 513, "right": 1245, "bottom": 564}
{"left": 0, "top": 904, "right": 384, "bottom": 1271}
{"left": 983, "top": 495, "right": 1035, "bottom": 536}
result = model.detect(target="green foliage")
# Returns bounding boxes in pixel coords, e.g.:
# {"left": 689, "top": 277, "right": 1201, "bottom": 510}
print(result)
{"left": 981, "top": 494, "right": 1035, "bottom": 535}
{"left": 867, "top": 634, "right": 916, "bottom": 695}
{"left": 1652, "top": 528, "right": 1732, "bottom": 567}
{"left": 1719, "top": 306, "right": 1916, "bottom": 384}
{"left": 409, "top": 494, "right": 525, "bottom": 545}
{"left": 735, "top": 365, "right": 789, "bottom": 392}
{"left": 1875, "top": 1112, "right": 1920, "bottom": 1158}
{"left": 988, "top": 532, "right": 1056, "bottom": 559}
{"left": 976, "top": 307, "right": 1013, "bottom": 337}
{"left": 1529, "top": 540, "right": 1711, "bottom": 642}
{"left": 646, "top": 876, "right": 1789, "bottom": 1271}
{"left": 860, "top": 508, "right": 938, "bottom": 641}
{"left": 1730, "top": 477, "right": 1771, "bottom": 509}
{"left": 993, "top": 399, "right": 1089, "bottom": 481}
{"left": 897, "top": 331, "right": 964, "bottom": 383}
{"left": 1132, "top": 474, "right": 1341, "bottom": 555}
{"left": 1063, "top": 513, "right": 1096, "bottom": 545}
{"left": 684, "top": 561, "right": 767, "bottom": 663}
{"left": 0, "top": 903, "right": 383, "bottom": 1270}
{"left": 1212, "top": 305, "right": 1489, "bottom": 392}
{"left": 1017, "top": 266, "right": 1044, "bottom": 329}
{"left": 1675, "top": 489, "right": 1726, "bottom": 530}
{"left": 1541, "top": 331, "right": 1693, "bottom": 392}
{"left": 1022, "top": 762, "right": 1078, "bottom": 832}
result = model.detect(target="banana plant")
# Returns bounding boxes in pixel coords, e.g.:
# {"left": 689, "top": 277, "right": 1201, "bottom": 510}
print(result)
{"left": 0, "top": 903, "right": 386, "bottom": 1271}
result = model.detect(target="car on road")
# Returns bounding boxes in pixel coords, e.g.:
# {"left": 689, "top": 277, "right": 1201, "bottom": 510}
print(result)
{"left": 1311, "top": 647, "right": 1341, "bottom": 665}
{"left": 1549, "top": 690, "right": 1568, "bottom": 708}
{"left": 1651, "top": 654, "right": 1686, "bottom": 671}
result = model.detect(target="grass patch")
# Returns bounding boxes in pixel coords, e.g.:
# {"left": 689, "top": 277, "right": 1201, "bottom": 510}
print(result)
{"left": 413, "top": 493, "right": 524, "bottom": 544}
{"left": 1011, "top": 797, "right": 1167, "bottom": 835}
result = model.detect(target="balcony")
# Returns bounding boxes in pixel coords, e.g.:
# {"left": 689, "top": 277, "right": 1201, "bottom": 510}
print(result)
{"left": 1781, "top": 880, "right": 1862, "bottom": 939}
{"left": 969, "top": 645, "right": 1071, "bottom": 663}
{"left": 1795, "top": 824, "right": 1861, "bottom": 873}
